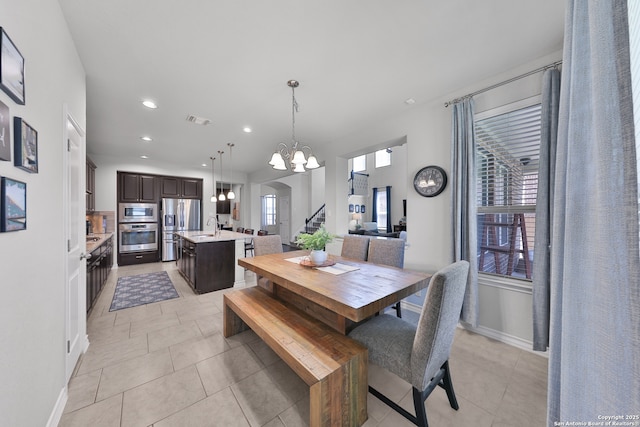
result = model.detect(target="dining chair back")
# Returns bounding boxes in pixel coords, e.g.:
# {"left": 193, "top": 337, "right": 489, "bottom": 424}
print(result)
{"left": 253, "top": 234, "right": 283, "bottom": 292}
{"left": 348, "top": 260, "right": 470, "bottom": 427}
{"left": 367, "top": 238, "right": 405, "bottom": 316}
{"left": 340, "top": 235, "right": 370, "bottom": 261}
{"left": 367, "top": 238, "right": 405, "bottom": 268}
{"left": 253, "top": 234, "right": 283, "bottom": 256}
{"left": 257, "top": 229, "right": 269, "bottom": 236}
{"left": 236, "top": 227, "right": 245, "bottom": 233}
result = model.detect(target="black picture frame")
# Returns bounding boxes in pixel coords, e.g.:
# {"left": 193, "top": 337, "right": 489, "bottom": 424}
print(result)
{"left": 0, "top": 98, "right": 9, "bottom": 161}
{"left": 1, "top": 176, "right": 26, "bottom": 232}
{"left": 360, "top": 205, "right": 365, "bottom": 213}
{"left": 355, "top": 205, "right": 360, "bottom": 213}
{"left": 349, "top": 204, "right": 354, "bottom": 213}
{"left": 13, "top": 117, "right": 37, "bottom": 173}
{"left": 0, "top": 28, "right": 25, "bottom": 105}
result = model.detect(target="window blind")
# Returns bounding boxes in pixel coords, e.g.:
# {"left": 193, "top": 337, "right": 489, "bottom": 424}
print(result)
{"left": 474, "top": 102, "right": 541, "bottom": 281}
{"left": 475, "top": 104, "right": 541, "bottom": 214}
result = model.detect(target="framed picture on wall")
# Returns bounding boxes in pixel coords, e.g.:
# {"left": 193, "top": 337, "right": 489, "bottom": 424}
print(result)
{"left": 349, "top": 204, "right": 354, "bottom": 213}
{"left": 1, "top": 176, "right": 26, "bottom": 232}
{"left": 355, "top": 205, "right": 360, "bottom": 213}
{"left": 360, "top": 205, "right": 365, "bottom": 213}
{"left": 13, "top": 117, "right": 37, "bottom": 173}
{"left": 0, "top": 28, "right": 25, "bottom": 105}
{"left": 0, "top": 99, "right": 9, "bottom": 161}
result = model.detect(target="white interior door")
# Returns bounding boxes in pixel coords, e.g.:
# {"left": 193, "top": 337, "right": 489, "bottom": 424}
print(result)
{"left": 279, "top": 196, "right": 290, "bottom": 244}
{"left": 65, "top": 111, "right": 87, "bottom": 382}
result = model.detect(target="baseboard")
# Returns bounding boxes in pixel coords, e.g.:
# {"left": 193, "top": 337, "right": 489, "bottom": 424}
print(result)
{"left": 401, "top": 301, "right": 548, "bottom": 357}
{"left": 460, "top": 323, "right": 548, "bottom": 357}
{"left": 46, "top": 386, "right": 68, "bottom": 427}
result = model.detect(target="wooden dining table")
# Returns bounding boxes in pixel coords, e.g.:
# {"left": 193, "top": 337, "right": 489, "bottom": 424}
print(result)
{"left": 238, "top": 250, "right": 432, "bottom": 334}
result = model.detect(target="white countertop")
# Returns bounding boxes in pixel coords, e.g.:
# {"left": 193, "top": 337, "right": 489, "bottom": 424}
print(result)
{"left": 176, "top": 230, "right": 249, "bottom": 243}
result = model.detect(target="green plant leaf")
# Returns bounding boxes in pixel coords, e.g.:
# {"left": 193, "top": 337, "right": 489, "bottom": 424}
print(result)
{"left": 294, "top": 224, "right": 334, "bottom": 250}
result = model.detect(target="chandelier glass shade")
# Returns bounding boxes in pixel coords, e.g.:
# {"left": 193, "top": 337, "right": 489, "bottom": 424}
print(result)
{"left": 269, "top": 80, "right": 320, "bottom": 173}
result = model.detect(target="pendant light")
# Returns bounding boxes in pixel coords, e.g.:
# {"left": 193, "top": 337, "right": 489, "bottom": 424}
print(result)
{"left": 209, "top": 156, "right": 217, "bottom": 202}
{"left": 268, "top": 80, "right": 320, "bottom": 172}
{"left": 227, "top": 143, "right": 236, "bottom": 199}
{"left": 217, "top": 150, "right": 226, "bottom": 201}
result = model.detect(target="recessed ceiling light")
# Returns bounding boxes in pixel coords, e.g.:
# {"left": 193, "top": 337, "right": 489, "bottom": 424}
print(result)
{"left": 140, "top": 155, "right": 149, "bottom": 159}
{"left": 243, "top": 126, "right": 252, "bottom": 133}
{"left": 201, "top": 163, "right": 207, "bottom": 167}
{"left": 405, "top": 98, "right": 416, "bottom": 105}
{"left": 140, "top": 136, "right": 152, "bottom": 142}
{"left": 142, "top": 100, "right": 158, "bottom": 109}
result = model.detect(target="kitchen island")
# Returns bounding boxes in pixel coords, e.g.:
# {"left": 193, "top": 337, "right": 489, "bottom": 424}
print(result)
{"left": 174, "top": 230, "right": 248, "bottom": 293}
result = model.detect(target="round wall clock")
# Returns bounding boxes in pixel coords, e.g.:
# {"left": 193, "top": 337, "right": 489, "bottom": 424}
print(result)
{"left": 413, "top": 165, "right": 447, "bottom": 197}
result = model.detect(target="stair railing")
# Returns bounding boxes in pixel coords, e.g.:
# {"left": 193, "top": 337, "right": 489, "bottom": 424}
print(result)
{"left": 304, "top": 204, "right": 326, "bottom": 234}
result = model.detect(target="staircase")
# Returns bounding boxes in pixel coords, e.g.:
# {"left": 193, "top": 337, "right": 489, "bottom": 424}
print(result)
{"left": 305, "top": 207, "right": 325, "bottom": 234}
{"left": 292, "top": 205, "right": 325, "bottom": 246}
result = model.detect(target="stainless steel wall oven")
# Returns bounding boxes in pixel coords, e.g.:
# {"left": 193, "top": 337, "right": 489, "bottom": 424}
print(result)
{"left": 118, "top": 223, "right": 159, "bottom": 253}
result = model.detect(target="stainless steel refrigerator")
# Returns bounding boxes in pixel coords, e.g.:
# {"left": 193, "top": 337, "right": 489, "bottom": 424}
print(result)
{"left": 161, "top": 198, "right": 201, "bottom": 261}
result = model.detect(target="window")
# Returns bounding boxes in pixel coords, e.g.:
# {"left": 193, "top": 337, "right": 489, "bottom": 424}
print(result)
{"left": 262, "top": 194, "right": 277, "bottom": 227}
{"left": 353, "top": 155, "right": 366, "bottom": 172}
{"left": 375, "top": 149, "right": 391, "bottom": 168}
{"left": 475, "top": 99, "right": 541, "bottom": 281}
{"left": 376, "top": 188, "right": 388, "bottom": 231}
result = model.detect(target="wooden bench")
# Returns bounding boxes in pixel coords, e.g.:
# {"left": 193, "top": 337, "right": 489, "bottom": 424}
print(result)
{"left": 223, "top": 286, "right": 368, "bottom": 426}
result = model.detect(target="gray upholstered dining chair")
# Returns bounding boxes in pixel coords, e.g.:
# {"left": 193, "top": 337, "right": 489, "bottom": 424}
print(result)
{"left": 367, "top": 238, "right": 405, "bottom": 317}
{"left": 348, "top": 260, "right": 470, "bottom": 427}
{"left": 340, "top": 235, "right": 370, "bottom": 261}
{"left": 252, "top": 234, "right": 283, "bottom": 291}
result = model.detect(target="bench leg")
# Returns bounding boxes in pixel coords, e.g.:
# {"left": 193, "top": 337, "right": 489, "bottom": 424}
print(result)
{"left": 223, "top": 298, "right": 250, "bottom": 338}
{"left": 309, "top": 351, "right": 368, "bottom": 426}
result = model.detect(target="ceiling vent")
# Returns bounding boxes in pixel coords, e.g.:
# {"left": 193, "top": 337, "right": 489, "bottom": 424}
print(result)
{"left": 186, "top": 114, "right": 212, "bottom": 126}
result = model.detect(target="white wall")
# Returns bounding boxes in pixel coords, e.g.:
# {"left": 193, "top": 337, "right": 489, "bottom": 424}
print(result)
{"left": 323, "top": 51, "right": 562, "bottom": 346}
{"left": 0, "top": 0, "right": 86, "bottom": 425}
{"left": 356, "top": 144, "right": 407, "bottom": 228}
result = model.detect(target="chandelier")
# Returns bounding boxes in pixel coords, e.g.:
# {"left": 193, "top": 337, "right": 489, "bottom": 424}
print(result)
{"left": 268, "top": 80, "right": 320, "bottom": 172}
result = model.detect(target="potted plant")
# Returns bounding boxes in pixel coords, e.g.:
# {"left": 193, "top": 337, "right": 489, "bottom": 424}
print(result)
{"left": 295, "top": 224, "right": 334, "bottom": 265}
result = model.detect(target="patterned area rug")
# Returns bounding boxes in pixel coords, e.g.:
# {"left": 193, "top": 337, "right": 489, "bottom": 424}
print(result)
{"left": 109, "top": 271, "right": 179, "bottom": 311}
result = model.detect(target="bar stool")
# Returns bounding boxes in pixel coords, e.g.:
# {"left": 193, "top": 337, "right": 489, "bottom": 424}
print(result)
{"left": 244, "top": 228, "right": 255, "bottom": 256}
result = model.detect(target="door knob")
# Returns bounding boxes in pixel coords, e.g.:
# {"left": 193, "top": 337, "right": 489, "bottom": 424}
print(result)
{"left": 80, "top": 252, "right": 92, "bottom": 260}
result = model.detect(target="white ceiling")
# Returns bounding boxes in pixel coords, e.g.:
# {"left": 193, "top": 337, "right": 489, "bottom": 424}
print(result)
{"left": 58, "top": 0, "right": 564, "bottom": 176}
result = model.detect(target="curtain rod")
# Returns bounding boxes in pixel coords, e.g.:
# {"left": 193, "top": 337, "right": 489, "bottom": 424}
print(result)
{"left": 444, "top": 60, "right": 562, "bottom": 107}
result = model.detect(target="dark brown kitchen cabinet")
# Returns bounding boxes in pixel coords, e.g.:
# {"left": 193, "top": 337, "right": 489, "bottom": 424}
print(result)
{"left": 181, "top": 178, "right": 202, "bottom": 198}
{"left": 160, "top": 176, "right": 202, "bottom": 199}
{"left": 118, "top": 172, "right": 156, "bottom": 202}
{"left": 216, "top": 190, "right": 231, "bottom": 214}
{"left": 87, "top": 235, "right": 113, "bottom": 313}
{"left": 86, "top": 157, "right": 96, "bottom": 212}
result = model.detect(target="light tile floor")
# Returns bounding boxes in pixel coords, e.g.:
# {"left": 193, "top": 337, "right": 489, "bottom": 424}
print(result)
{"left": 59, "top": 262, "right": 548, "bottom": 427}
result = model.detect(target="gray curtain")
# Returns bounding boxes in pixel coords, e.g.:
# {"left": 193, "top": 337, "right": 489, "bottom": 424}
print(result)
{"left": 371, "top": 187, "right": 378, "bottom": 223}
{"left": 532, "top": 68, "right": 561, "bottom": 351}
{"left": 385, "top": 186, "right": 392, "bottom": 232}
{"left": 451, "top": 98, "right": 478, "bottom": 326}
{"left": 548, "top": 0, "right": 640, "bottom": 423}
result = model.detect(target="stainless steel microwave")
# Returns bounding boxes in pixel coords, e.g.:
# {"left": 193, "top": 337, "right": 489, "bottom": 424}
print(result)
{"left": 118, "top": 202, "right": 158, "bottom": 223}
